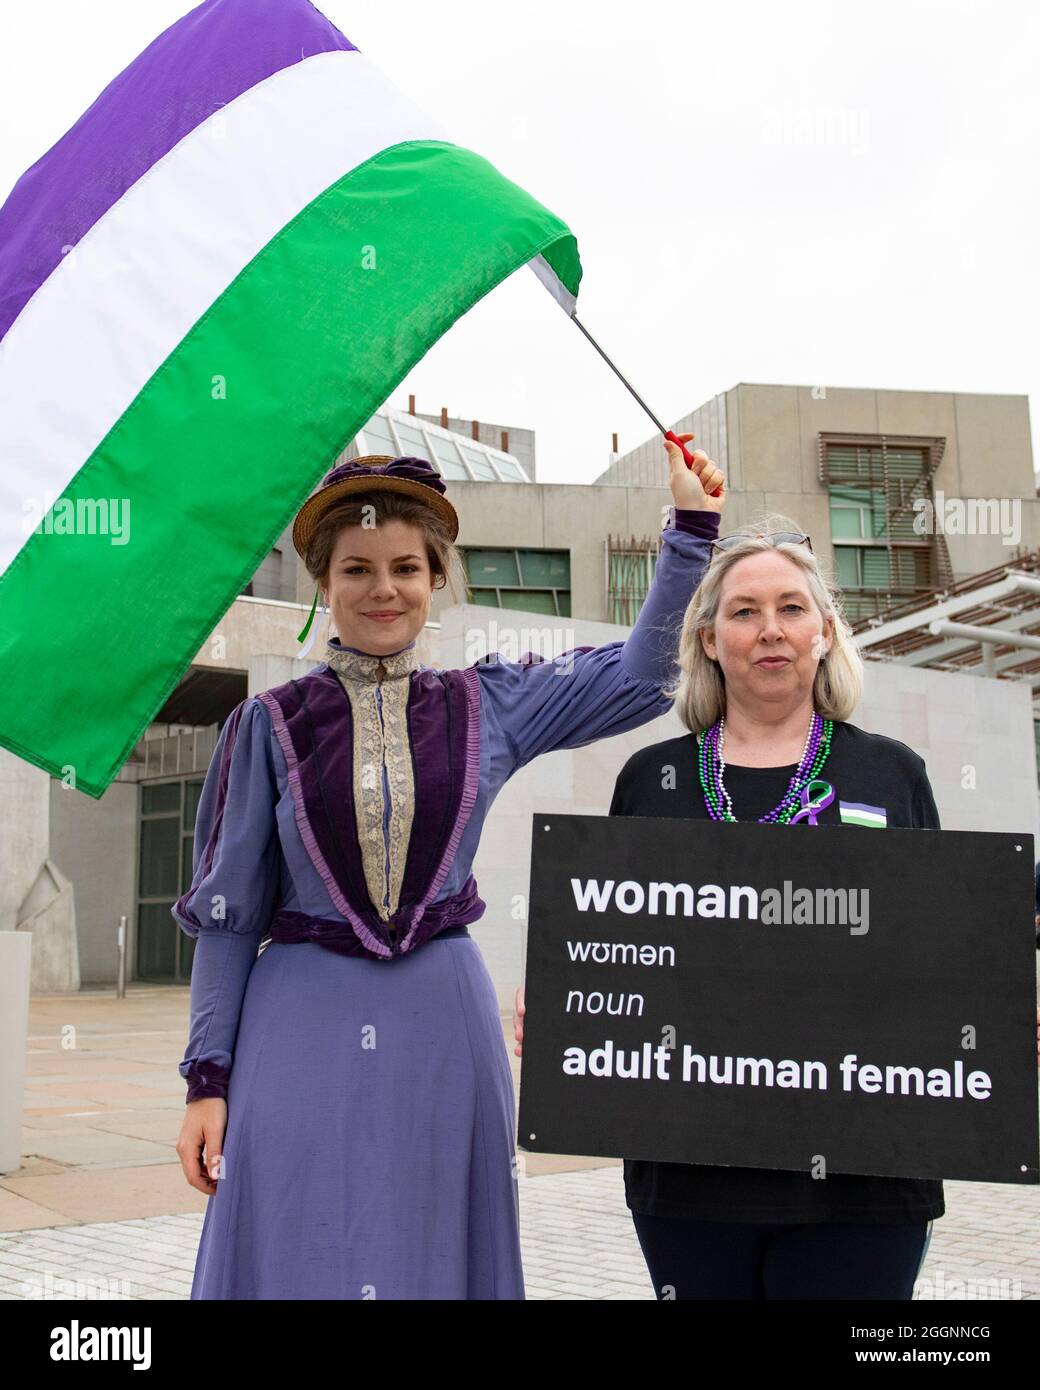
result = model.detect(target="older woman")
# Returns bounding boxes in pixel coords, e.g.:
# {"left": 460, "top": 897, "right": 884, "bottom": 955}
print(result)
{"left": 604, "top": 444, "right": 943, "bottom": 1299}
{"left": 516, "top": 437, "right": 946, "bottom": 1299}
{"left": 173, "top": 437, "right": 725, "bottom": 1299}
{"left": 513, "top": 444, "right": 1040, "bottom": 1300}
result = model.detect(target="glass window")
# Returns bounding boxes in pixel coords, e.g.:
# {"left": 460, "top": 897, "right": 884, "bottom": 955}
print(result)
{"left": 831, "top": 505, "right": 866, "bottom": 540}
{"left": 500, "top": 590, "right": 557, "bottom": 615}
{"left": 392, "top": 420, "right": 432, "bottom": 459}
{"left": 464, "top": 549, "right": 520, "bottom": 586}
{"left": 459, "top": 445, "right": 497, "bottom": 481}
{"left": 139, "top": 816, "right": 181, "bottom": 898}
{"left": 517, "top": 550, "right": 570, "bottom": 587}
{"left": 137, "top": 902, "right": 178, "bottom": 979}
{"left": 183, "top": 778, "right": 204, "bottom": 832}
{"left": 493, "top": 456, "right": 526, "bottom": 481}
{"left": 862, "top": 547, "right": 892, "bottom": 587}
{"left": 428, "top": 434, "right": 469, "bottom": 481}
{"left": 829, "top": 486, "right": 870, "bottom": 539}
{"left": 138, "top": 777, "right": 203, "bottom": 983}
{"left": 439, "top": 457, "right": 470, "bottom": 482}
{"left": 829, "top": 484, "right": 887, "bottom": 540}
{"left": 142, "top": 782, "right": 180, "bottom": 815}
{"left": 834, "top": 546, "right": 861, "bottom": 589}
{"left": 461, "top": 547, "right": 569, "bottom": 616}
{"left": 359, "top": 413, "right": 397, "bottom": 454}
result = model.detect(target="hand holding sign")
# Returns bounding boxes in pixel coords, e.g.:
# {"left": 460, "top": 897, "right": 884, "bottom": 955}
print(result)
{"left": 513, "top": 985, "right": 525, "bottom": 1059}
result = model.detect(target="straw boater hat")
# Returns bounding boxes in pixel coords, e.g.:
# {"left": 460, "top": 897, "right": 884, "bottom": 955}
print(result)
{"left": 292, "top": 454, "right": 459, "bottom": 557}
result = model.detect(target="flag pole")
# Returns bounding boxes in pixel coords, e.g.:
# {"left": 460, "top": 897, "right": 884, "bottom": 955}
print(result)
{"left": 569, "top": 313, "right": 723, "bottom": 496}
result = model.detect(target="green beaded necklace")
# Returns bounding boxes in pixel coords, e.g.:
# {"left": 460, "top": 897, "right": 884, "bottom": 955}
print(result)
{"left": 696, "top": 714, "right": 834, "bottom": 823}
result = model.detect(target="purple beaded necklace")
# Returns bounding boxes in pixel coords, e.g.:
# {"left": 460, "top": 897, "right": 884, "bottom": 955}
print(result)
{"left": 697, "top": 710, "right": 834, "bottom": 823}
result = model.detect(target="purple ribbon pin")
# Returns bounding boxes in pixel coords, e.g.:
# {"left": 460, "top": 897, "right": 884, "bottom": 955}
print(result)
{"left": 788, "top": 778, "right": 835, "bottom": 826}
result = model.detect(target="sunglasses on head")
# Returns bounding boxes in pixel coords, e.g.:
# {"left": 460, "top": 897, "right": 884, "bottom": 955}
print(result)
{"left": 710, "top": 530, "right": 813, "bottom": 556}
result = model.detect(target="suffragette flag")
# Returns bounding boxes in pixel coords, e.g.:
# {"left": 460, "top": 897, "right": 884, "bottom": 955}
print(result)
{"left": 0, "top": 0, "right": 581, "bottom": 797}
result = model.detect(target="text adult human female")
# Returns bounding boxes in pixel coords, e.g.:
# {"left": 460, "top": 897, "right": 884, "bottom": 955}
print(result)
{"left": 174, "top": 439, "right": 725, "bottom": 1299}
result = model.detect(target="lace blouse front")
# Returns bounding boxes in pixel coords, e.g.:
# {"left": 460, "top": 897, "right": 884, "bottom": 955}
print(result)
{"left": 323, "top": 640, "right": 421, "bottom": 922}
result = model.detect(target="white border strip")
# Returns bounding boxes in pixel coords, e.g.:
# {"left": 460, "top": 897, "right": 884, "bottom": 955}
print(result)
{"left": 528, "top": 252, "right": 577, "bottom": 317}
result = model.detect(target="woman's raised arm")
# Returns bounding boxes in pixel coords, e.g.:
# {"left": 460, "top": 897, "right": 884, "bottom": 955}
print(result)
{"left": 477, "top": 435, "right": 726, "bottom": 778}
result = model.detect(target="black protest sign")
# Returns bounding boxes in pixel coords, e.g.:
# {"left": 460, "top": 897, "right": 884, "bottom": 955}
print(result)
{"left": 517, "top": 814, "right": 1039, "bottom": 1183}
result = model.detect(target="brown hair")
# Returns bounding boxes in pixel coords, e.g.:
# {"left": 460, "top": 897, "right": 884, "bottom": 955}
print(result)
{"left": 303, "top": 490, "right": 467, "bottom": 603}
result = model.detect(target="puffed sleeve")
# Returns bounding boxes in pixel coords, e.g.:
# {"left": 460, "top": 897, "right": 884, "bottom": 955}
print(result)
{"left": 478, "top": 510, "right": 718, "bottom": 777}
{"left": 171, "top": 696, "right": 280, "bottom": 1103}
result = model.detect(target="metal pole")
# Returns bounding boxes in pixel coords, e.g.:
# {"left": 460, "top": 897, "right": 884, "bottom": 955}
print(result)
{"left": 116, "top": 914, "right": 127, "bottom": 999}
{"left": 569, "top": 313, "right": 722, "bottom": 496}
{"left": 570, "top": 314, "right": 668, "bottom": 435}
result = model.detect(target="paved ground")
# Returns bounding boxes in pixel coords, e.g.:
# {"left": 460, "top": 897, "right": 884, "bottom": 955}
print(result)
{"left": 0, "top": 984, "right": 1035, "bottom": 1300}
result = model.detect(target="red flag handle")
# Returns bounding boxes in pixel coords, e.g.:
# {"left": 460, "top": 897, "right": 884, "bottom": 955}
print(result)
{"left": 664, "top": 430, "right": 723, "bottom": 498}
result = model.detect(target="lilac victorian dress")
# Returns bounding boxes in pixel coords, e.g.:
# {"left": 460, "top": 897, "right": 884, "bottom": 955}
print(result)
{"left": 173, "top": 507, "right": 719, "bottom": 1299}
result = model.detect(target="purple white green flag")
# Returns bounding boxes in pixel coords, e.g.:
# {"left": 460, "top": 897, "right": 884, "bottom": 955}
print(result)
{"left": 0, "top": 0, "right": 581, "bottom": 796}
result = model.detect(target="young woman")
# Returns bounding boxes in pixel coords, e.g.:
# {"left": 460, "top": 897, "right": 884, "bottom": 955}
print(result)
{"left": 174, "top": 439, "right": 725, "bottom": 1299}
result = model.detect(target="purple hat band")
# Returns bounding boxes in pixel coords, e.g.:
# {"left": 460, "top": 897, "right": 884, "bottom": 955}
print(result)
{"left": 320, "top": 456, "right": 447, "bottom": 497}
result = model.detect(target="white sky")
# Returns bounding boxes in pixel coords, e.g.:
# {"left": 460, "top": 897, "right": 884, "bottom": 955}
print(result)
{"left": 1, "top": 0, "right": 1037, "bottom": 484}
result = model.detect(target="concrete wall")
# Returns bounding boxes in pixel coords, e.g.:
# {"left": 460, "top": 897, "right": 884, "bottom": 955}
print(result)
{"left": 427, "top": 480, "right": 691, "bottom": 626}
{"left": 598, "top": 384, "right": 1039, "bottom": 582}
{"left": 188, "top": 591, "right": 326, "bottom": 673}
{"left": 0, "top": 751, "right": 50, "bottom": 934}
{"left": 851, "top": 661, "right": 1039, "bottom": 844}
{"left": 736, "top": 384, "right": 1039, "bottom": 576}
{"left": 48, "top": 777, "right": 136, "bottom": 986}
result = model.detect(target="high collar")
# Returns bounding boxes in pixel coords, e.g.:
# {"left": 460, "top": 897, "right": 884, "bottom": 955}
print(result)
{"left": 324, "top": 635, "right": 421, "bottom": 683}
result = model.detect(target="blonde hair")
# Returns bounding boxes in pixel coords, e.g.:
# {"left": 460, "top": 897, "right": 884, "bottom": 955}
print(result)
{"left": 661, "top": 511, "right": 864, "bottom": 730}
